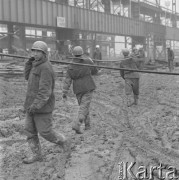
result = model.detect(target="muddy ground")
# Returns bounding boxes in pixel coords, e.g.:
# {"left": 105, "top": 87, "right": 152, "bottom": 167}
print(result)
{"left": 0, "top": 60, "right": 179, "bottom": 180}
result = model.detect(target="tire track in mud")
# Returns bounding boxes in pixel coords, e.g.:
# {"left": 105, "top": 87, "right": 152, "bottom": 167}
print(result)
{"left": 65, "top": 71, "right": 179, "bottom": 180}
{"left": 85, "top": 72, "right": 179, "bottom": 179}
{"left": 115, "top": 74, "right": 179, "bottom": 179}
{"left": 64, "top": 77, "right": 139, "bottom": 179}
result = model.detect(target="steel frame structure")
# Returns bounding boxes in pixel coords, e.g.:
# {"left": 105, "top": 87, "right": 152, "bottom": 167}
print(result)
{"left": 0, "top": 0, "right": 179, "bottom": 60}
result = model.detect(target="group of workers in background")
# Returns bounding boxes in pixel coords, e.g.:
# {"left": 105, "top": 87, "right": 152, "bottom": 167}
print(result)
{"left": 21, "top": 40, "right": 175, "bottom": 164}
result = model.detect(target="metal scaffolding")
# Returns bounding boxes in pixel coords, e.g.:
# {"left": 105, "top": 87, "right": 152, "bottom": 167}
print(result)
{"left": 0, "top": 0, "right": 179, "bottom": 61}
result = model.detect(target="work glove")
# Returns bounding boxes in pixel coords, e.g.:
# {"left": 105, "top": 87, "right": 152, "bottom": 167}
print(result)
{"left": 27, "top": 105, "right": 37, "bottom": 115}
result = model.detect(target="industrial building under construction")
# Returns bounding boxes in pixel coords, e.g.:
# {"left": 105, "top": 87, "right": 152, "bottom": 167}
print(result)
{"left": 1, "top": 1, "right": 179, "bottom": 179}
{"left": 0, "top": 0, "right": 179, "bottom": 61}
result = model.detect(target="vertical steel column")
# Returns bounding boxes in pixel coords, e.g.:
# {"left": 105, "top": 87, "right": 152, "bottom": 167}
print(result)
{"left": 172, "top": 0, "right": 177, "bottom": 27}
{"left": 74, "top": 0, "right": 77, "bottom": 6}
{"left": 138, "top": 0, "right": 140, "bottom": 19}
{"left": 163, "top": 41, "right": 166, "bottom": 61}
{"left": 129, "top": 0, "right": 132, "bottom": 18}
{"left": 153, "top": 42, "right": 156, "bottom": 61}
{"left": 172, "top": 0, "right": 176, "bottom": 13}
{"left": 125, "top": 36, "right": 127, "bottom": 48}
{"left": 102, "top": 0, "right": 111, "bottom": 14}
{"left": 156, "top": 0, "right": 160, "bottom": 6}
{"left": 7, "top": 23, "right": 14, "bottom": 54}
{"left": 86, "top": 0, "right": 90, "bottom": 9}
{"left": 97, "top": 0, "right": 99, "bottom": 12}
{"left": 146, "top": 35, "right": 150, "bottom": 62}
{"left": 42, "top": 30, "right": 47, "bottom": 41}
{"left": 19, "top": 26, "right": 26, "bottom": 50}
{"left": 91, "top": 33, "right": 96, "bottom": 58}
{"left": 81, "top": 33, "right": 87, "bottom": 51}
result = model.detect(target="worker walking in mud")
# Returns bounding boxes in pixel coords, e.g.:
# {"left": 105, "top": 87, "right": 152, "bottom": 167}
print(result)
{"left": 131, "top": 47, "right": 139, "bottom": 58}
{"left": 138, "top": 47, "right": 145, "bottom": 58}
{"left": 120, "top": 49, "right": 140, "bottom": 107}
{"left": 62, "top": 46, "right": 96, "bottom": 134}
{"left": 167, "top": 47, "right": 175, "bottom": 72}
{"left": 23, "top": 41, "right": 70, "bottom": 164}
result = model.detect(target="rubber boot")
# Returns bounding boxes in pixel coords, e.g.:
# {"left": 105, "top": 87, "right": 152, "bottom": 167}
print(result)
{"left": 23, "top": 139, "right": 43, "bottom": 164}
{"left": 62, "top": 138, "right": 72, "bottom": 158}
{"left": 62, "top": 138, "right": 71, "bottom": 152}
{"left": 134, "top": 95, "right": 139, "bottom": 105}
{"left": 126, "top": 96, "right": 134, "bottom": 107}
{"left": 85, "top": 124, "right": 91, "bottom": 130}
{"left": 84, "top": 115, "right": 91, "bottom": 130}
{"left": 72, "top": 121, "right": 82, "bottom": 134}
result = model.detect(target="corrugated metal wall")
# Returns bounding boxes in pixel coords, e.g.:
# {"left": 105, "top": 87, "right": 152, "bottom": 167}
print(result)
{"left": 166, "top": 27, "right": 179, "bottom": 40}
{"left": 0, "top": 0, "right": 179, "bottom": 41}
{"left": 145, "top": 22, "right": 166, "bottom": 36}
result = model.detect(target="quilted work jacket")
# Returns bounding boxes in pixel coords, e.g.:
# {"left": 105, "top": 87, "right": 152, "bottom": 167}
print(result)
{"left": 63, "top": 57, "right": 96, "bottom": 95}
{"left": 120, "top": 57, "right": 140, "bottom": 79}
{"left": 24, "top": 57, "right": 55, "bottom": 113}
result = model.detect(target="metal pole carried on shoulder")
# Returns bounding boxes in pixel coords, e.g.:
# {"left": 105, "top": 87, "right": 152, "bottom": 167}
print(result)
{"left": 0, "top": 53, "right": 179, "bottom": 76}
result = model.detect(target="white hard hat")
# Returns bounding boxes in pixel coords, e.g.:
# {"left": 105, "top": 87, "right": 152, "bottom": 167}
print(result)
{"left": 31, "top": 41, "right": 48, "bottom": 54}
{"left": 73, "top": 46, "right": 84, "bottom": 56}
{"left": 122, "top": 48, "right": 130, "bottom": 56}
{"left": 96, "top": 45, "right": 100, "bottom": 48}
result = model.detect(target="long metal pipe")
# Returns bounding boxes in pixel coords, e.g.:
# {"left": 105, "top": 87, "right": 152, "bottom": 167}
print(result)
{"left": 0, "top": 53, "right": 121, "bottom": 62}
{"left": 0, "top": 53, "right": 28, "bottom": 60}
{"left": 0, "top": 53, "right": 178, "bottom": 76}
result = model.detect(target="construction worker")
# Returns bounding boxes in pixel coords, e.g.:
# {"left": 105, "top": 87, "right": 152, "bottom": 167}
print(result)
{"left": 120, "top": 49, "right": 140, "bottom": 107}
{"left": 136, "top": 47, "right": 145, "bottom": 69}
{"left": 23, "top": 41, "right": 70, "bottom": 164}
{"left": 62, "top": 46, "right": 96, "bottom": 134}
{"left": 131, "top": 47, "right": 139, "bottom": 57}
{"left": 138, "top": 47, "right": 145, "bottom": 58}
{"left": 93, "top": 45, "right": 102, "bottom": 66}
{"left": 167, "top": 47, "right": 175, "bottom": 72}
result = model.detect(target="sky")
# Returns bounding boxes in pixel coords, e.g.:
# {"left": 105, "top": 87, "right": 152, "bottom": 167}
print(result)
{"left": 157, "top": 0, "right": 178, "bottom": 13}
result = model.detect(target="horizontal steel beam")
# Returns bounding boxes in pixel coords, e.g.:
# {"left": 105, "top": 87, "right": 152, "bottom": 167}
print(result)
{"left": 0, "top": 0, "right": 178, "bottom": 40}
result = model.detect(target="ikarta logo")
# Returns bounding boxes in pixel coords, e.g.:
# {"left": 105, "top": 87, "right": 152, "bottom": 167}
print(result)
{"left": 118, "top": 162, "right": 178, "bottom": 180}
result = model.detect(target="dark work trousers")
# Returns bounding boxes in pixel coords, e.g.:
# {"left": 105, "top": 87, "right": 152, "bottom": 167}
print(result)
{"left": 25, "top": 113, "right": 65, "bottom": 145}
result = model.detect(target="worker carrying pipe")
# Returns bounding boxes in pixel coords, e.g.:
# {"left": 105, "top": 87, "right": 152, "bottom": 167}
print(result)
{"left": 0, "top": 53, "right": 179, "bottom": 76}
{"left": 22, "top": 41, "right": 71, "bottom": 164}
{"left": 120, "top": 48, "right": 140, "bottom": 107}
{"left": 62, "top": 46, "right": 96, "bottom": 134}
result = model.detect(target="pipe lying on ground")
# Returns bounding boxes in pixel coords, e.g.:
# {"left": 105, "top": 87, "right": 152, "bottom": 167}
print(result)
{"left": 0, "top": 53, "right": 178, "bottom": 76}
